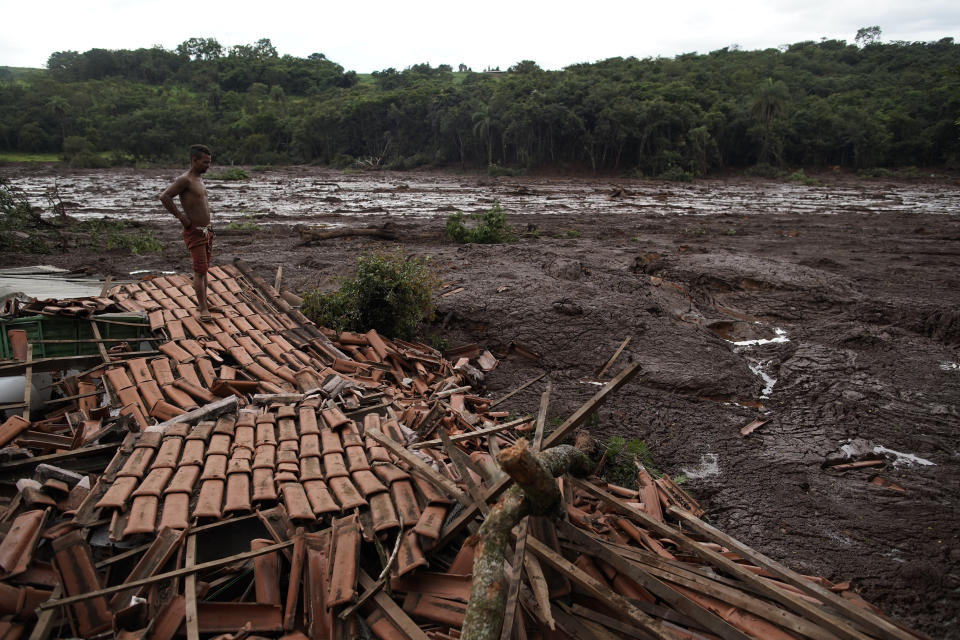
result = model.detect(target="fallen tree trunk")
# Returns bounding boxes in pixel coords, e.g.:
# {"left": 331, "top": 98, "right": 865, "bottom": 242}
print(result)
{"left": 460, "top": 438, "right": 593, "bottom": 640}
{"left": 297, "top": 225, "right": 398, "bottom": 245}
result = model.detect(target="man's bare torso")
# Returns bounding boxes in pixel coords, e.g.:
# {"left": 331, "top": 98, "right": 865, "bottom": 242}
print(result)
{"left": 176, "top": 170, "right": 211, "bottom": 228}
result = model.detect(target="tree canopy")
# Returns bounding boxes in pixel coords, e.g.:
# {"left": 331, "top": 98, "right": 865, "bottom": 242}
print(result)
{"left": 1, "top": 35, "right": 958, "bottom": 174}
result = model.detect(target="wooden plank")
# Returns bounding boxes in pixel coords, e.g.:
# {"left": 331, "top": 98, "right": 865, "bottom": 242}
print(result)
{"left": 558, "top": 521, "right": 749, "bottom": 640}
{"left": 39, "top": 539, "right": 294, "bottom": 611}
{"left": 27, "top": 585, "right": 62, "bottom": 640}
{"left": 524, "top": 536, "right": 674, "bottom": 640}
{"left": 439, "top": 427, "right": 489, "bottom": 514}
{"left": 597, "top": 336, "right": 631, "bottom": 378}
{"left": 89, "top": 320, "right": 111, "bottom": 364}
{"left": 574, "top": 480, "right": 874, "bottom": 640}
{"left": 366, "top": 427, "right": 468, "bottom": 505}
{"left": 668, "top": 507, "right": 916, "bottom": 640}
{"left": 532, "top": 380, "right": 551, "bottom": 452}
{"left": 410, "top": 416, "right": 533, "bottom": 450}
{"left": 109, "top": 527, "right": 185, "bottom": 609}
{"left": 490, "top": 373, "right": 546, "bottom": 408}
{"left": 184, "top": 534, "right": 200, "bottom": 640}
{"left": 358, "top": 570, "right": 430, "bottom": 640}
{"left": 434, "top": 364, "right": 641, "bottom": 548}
{"left": 22, "top": 344, "right": 33, "bottom": 420}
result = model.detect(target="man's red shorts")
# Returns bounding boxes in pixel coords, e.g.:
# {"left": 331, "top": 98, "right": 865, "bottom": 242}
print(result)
{"left": 182, "top": 225, "right": 213, "bottom": 274}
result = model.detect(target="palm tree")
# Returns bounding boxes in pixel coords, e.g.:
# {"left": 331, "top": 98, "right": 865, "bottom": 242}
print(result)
{"left": 750, "top": 78, "right": 788, "bottom": 164}
{"left": 472, "top": 104, "right": 495, "bottom": 166}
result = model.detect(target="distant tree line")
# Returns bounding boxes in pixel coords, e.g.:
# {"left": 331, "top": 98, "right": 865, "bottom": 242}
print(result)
{"left": 1, "top": 34, "right": 958, "bottom": 175}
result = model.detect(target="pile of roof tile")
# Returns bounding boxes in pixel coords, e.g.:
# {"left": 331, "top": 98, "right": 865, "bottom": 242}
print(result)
{"left": 0, "top": 262, "right": 922, "bottom": 640}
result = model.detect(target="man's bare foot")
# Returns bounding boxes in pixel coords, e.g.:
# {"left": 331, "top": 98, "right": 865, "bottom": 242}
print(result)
{"left": 198, "top": 311, "right": 214, "bottom": 322}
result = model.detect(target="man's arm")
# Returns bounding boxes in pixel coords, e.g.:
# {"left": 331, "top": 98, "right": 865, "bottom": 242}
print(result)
{"left": 159, "top": 176, "right": 191, "bottom": 228}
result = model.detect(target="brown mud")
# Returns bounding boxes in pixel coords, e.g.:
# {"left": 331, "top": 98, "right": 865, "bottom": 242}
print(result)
{"left": 2, "top": 166, "right": 959, "bottom": 636}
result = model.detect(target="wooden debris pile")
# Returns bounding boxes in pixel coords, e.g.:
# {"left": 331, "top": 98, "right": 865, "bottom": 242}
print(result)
{"left": 0, "top": 262, "right": 923, "bottom": 640}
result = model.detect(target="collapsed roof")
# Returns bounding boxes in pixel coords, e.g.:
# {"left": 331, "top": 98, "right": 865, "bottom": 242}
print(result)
{"left": 0, "top": 261, "right": 921, "bottom": 640}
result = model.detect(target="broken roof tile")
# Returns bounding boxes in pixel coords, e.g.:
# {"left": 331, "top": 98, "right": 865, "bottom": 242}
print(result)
{"left": 328, "top": 514, "right": 360, "bottom": 607}
{"left": 51, "top": 531, "right": 112, "bottom": 636}
{"left": 390, "top": 480, "right": 422, "bottom": 525}
{"left": 0, "top": 510, "right": 45, "bottom": 577}
{"left": 413, "top": 504, "right": 447, "bottom": 540}
{"left": 395, "top": 529, "right": 428, "bottom": 577}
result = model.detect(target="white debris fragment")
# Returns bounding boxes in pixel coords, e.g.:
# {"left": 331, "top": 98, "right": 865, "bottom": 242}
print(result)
{"left": 939, "top": 362, "right": 959, "bottom": 371}
{"left": 748, "top": 360, "right": 778, "bottom": 398}
{"left": 732, "top": 327, "right": 789, "bottom": 347}
{"left": 873, "top": 446, "right": 935, "bottom": 467}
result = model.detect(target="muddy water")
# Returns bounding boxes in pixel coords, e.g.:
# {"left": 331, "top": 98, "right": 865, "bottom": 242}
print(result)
{"left": 5, "top": 167, "right": 960, "bottom": 224}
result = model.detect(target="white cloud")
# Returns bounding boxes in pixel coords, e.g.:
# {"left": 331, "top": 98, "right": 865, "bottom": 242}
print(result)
{"left": 3, "top": 0, "right": 958, "bottom": 71}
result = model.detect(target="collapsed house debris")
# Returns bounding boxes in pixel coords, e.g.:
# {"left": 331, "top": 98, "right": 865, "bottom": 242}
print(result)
{"left": 0, "top": 261, "right": 924, "bottom": 640}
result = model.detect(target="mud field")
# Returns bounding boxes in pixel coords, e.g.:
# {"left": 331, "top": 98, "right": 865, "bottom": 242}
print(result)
{"left": 3, "top": 166, "right": 960, "bottom": 637}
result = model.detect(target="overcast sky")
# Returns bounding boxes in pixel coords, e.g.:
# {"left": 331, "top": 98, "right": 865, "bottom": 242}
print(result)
{"left": 4, "top": 0, "right": 958, "bottom": 72}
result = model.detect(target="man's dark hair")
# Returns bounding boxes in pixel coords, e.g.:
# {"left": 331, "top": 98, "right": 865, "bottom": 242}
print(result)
{"left": 189, "top": 144, "right": 212, "bottom": 159}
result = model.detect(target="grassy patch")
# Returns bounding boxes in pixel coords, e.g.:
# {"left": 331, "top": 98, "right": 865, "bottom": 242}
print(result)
{"left": 446, "top": 200, "right": 513, "bottom": 243}
{"left": 599, "top": 435, "right": 657, "bottom": 488}
{"left": 0, "top": 179, "right": 50, "bottom": 252}
{"left": 224, "top": 213, "right": 262, "bottom": 231}
{"left": 0, "top": 152, "right": 60, "bottom": 163}
{"left": 301, "top": 251, "right": 437, "bottom": 340}
{"left": 788, "top": 169, "right": 816, "bottom": 185}
{"left": 78, "top": 219, "right": 162, "bottom": 254}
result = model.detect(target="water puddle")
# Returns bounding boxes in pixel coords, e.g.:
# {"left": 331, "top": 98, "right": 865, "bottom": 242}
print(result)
{"left": 681, "top": 453, "right": 720, "bottom": 479}
{"left": 731, "top": 327, "right": 789, "bottom": 347}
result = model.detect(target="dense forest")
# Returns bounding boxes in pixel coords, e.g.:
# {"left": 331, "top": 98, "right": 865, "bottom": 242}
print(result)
{"left": 1, "top": 32, "right": 958, "bottom": 176}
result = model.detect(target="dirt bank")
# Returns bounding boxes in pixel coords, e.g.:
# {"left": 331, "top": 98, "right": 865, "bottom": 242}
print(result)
{"left": 2, "top": 167, "right": 959, "bottom": 637}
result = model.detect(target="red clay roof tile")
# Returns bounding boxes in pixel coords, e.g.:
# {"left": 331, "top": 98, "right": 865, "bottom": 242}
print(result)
{"left": 224, "top": 473, "right": 252, "bottom": 513}
{"left": 321, "top": 407, "right": 350, "bottom": 429}
{"left": 116, "top": 386, "right": 147, "bottom": 416}
{"left": 275, "top": 470, "right": 299, "bottom": 485}
{"left": 51, "top": 531, "right": 112, "bottom": 636}
{"left": 299, "top": 456, "right": 323, "bottom": 481}
{"left": 328, "top": 477, "right": 367, "bottom": 510}
{"left": 194, "top": 479, "right": 225, "bottom": 519}
{"left": 300, "top": 434, "right": 321, "bottom": 457}
{"left": 413, "top": 504, "right": 447, "bottom": 541}
{"left": 133, "top": 467, "right": 173, "bottom": 498}
{"left": 298, "top": 407, "right": 320, "bottom": 434}
{"left": 166, "top": 319, "right": 186, "bottom": 340}
{"left": 327, "top": 514, "right": 360, "bottom": 608}
{"left": 0, "top": 510, "right": 45, "bottom": 577}
{"left": 104, "top": 367, "right": 135, "bottom": 391}
{"left": 138, "top": 380, "right": 164, "bottom": 412}
{"left": 251, "top": 538, "right": 282, "bottom": 606}
{"left": 253, "top": 444, "right": 276, "bottom": 470}
{"left": 162, "top": 384, "right": 199, "bottom": 411}
{"left": 371, "top": 462, "right": 411, "bottom": 485}
{"left": 151, "top": 438, "right": 183, "bottom": 468}
{"left": 344, "top": 445, "right": 370, "bottom": 472}
{"left": 195, "top": 357, "right": 217, "bottom": 387}
{"left": 278, "top": 419, "right": 298, "bottom": 442}
{"left": 165, "top": 465, "right": 200, "bottom": 495}
{"left": 351, "top": 470, "right": 388, "bottom": 497}
{"left": 158, "top": 341, "right": 194, "bottom": 363}
{"left": 253, "top": 468, "right": 278, "bottom": 502}
{"left": 390, "top": 480, "right": 422, "bottom": 525}
{"left": 320, "top": 429, "right": 344, "bottom": 455}
{"left": 369, "top": 492, "right": 400, "bottom": 532}
{"left": 282, "top": 483, "right": 316, "bottom": 521}
{"left": 150, "top": 399, "right": 185, "bottom": 421}
{"left": 123, "top": 495, "right": 159, "bottom": 536}
{"left": 201, "top": 454, "right": 228, "bottom": 481}
{"left": 395, "top": 529, "right": 428, "bottom": 577}
{"left": 127, "top": 358, "right": 153, "bottom": 384}
{"left": 303, "top": 480, "right": 340, "bottom": 515}
{"left": 322, "top": 453, "right": 348, "bottom": 479}
{"left": 117, "top": 447, "right": 155, "bottom": 479}
{"left": 411, "top": 474, "right": 454, "bottom": 506}
{"left": 176, "top": 363, "right": 203, "bottom": 387}
{"left": 179, "top": 438, "right": 205, "bottom": 466}
{"left": 207, "top": 434, "right": 231, "bottom": 456}
{"left": 96, "top": 476, "right": 140, "bottom": 510}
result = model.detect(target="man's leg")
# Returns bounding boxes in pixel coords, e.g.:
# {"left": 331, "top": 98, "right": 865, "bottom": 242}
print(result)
{"left": 194, "top": 271, "right": 209, "bottom": 316}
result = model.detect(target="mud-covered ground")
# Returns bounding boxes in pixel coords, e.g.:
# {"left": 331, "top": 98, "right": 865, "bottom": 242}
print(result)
{"left": 3, "top": 166, "right": 960, "bottom": 637}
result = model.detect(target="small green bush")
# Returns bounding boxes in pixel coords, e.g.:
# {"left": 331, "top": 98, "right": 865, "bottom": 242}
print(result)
{"left": 446, "top": 200, "right": 513, "bottom": 243}
{"left": 745, "top": 163, "right": 784, "bottom": 179}
{"left": 788, "top": 169, "right": 816, "bottom": 185}
{"left": 0, "top": 179, "right": 49, "bottom": 252}
{"left": 857, "top": 167, "right": 893, "bottom": 178}
{"left": 601, "top": 436, "right": 656, "bottom": 488}
{"left": 301, "top": 251, "right": 437, "bottom": 340}
{"left": 207, "top": 167, "right": 250, "bottom": 180}
{"left": 79, "top": 219, "right": 162, "bottom": 254}
{"left": 658, "top": 165, "right": 694, "bottom": 182}
{"left": 487, "top": 163, "right": 524, "bottom": 177}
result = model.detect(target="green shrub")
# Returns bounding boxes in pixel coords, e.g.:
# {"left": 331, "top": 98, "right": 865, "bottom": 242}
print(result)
{"left": 79, "top": 219, "right": 162, "bottom": 254}
{"left": 0, "top": 179, "right": 49, "bottom": 252}
{"left": 301, "top": 251, "right": 437, "bottom": 339}
{"left": 857, "top": 167, "right": 893, "bottom": 178}
{"left": 788, "top": 169, "right": 816, "bottom": 185}
{"left": 487, "top": 163, "right": 524, "bottom": 177}
{"left": 601, "top": 436, "right": 656, "bottom": 488}
{"left": 446, "top": 200, "right": 513, "bottom": 243}
{"left": 745, "top": 163, "right": 784, "bottom": 179}
{"left": 658, "top": 165, "right": 694, "bottom": 182}
{"left": 207, "top": 167, "right": 250, "bottom": 180}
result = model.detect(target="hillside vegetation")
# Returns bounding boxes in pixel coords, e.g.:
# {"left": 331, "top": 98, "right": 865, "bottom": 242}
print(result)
{"left": 1, "top": 32, "right": 958, "bottom": 175}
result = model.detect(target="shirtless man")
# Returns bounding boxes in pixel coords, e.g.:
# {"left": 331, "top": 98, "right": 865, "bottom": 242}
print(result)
{"left": 159, "top": 144, "right": 216, "bottom": 321}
